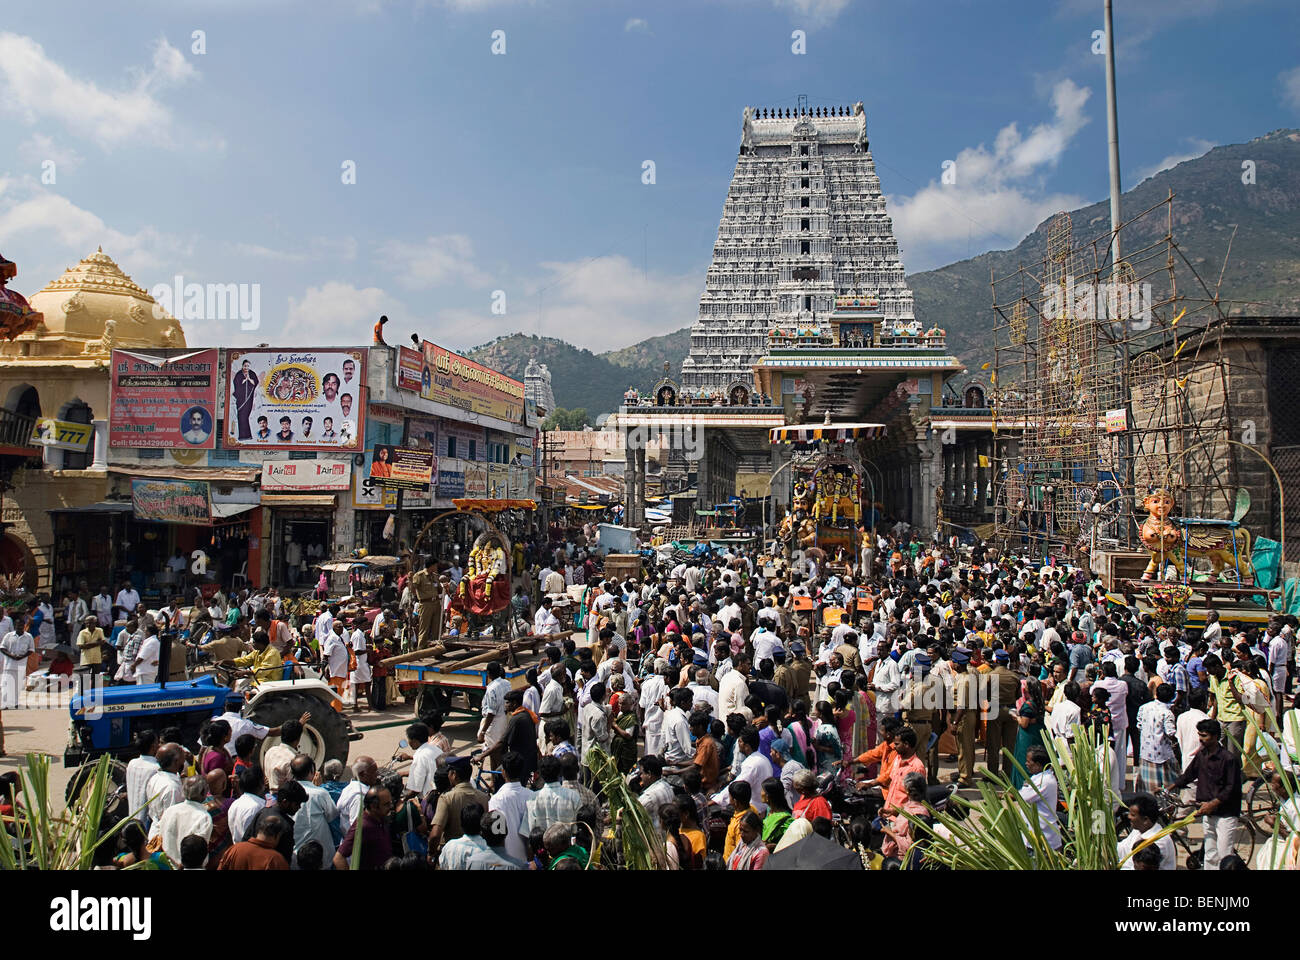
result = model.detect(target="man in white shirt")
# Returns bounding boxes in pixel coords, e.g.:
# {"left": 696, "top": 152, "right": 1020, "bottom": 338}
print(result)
{"left": 405, "top": 721, "right": 445, "bottom": 799}
{"left": 336, "top": 756, "right": 379, "bottom": 831}
{"left": 751, "top": 622, "right": 781, "bottom": 671}
{"left": 687, "top": 668, "right": 719, "bottom": 715}
{"left": 321, "top": 623, "right": 350, "bottom": 698}
{"left": 133, "top": 626, "right": 162, "bottom": 684}
{"left": 1017, "top": 746, "right": 1062, "bottom": 851}
{"left": 91, "top": 586, "right": 114, "bottom": 629}
{"left": 578, "top": 682, "right": 612, "bottom": 762}
{"left": 639, "top": 661, "right": 670, "bottom": 757}
{"left": 65, "top": 591, "right": 88, "bottom": 638}
{"left": 288, "top": 754, "right": 339, "bottom": 865}
{"left": 659, "top": 688, "right": 695, "bottom": 768}
{"left": 1117, "top": 792, "right": 1176, "bottom": 870}
{"left": 314, "top": 604, "right": 338, "bottom": 648}
{"left": 533, "top": 597, "right": 561, "bottom": 635}
{"left": 718, "top": 653, "right": 750, "bottom": 720}
{"left": 145, "top": 744, "right": 186, "bottom": 838}
{"left": 712, "top": 727, "right": 773, "bottom": 814}
{"left": 125, "top": 731, "right": 161, "bottom": 827}
{"left": 872, "top": 647, "right": 902, "bottom": 717}
{"left": 157, "top": 775, "right": 213, "bottom": 865}
{"left": 479, "top": 662, "right": 513, "bottom": 761}
{"left": 227, "top": 765, "right": 268, "bottom": 842}
{"left": 115, "top": 581, "right": 141, "bottom": 618}
{"left": 490, "top": 752, "right": 533, "bottom": 863}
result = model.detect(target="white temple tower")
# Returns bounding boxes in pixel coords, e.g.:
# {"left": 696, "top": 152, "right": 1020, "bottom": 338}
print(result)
{"left": 682, "top": 102, "right": 916, "bottom": 395}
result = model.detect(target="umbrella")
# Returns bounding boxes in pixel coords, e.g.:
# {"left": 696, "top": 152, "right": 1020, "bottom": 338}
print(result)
{"left": 803, "top": 546, "right": 827, "bottom": 561}
{"left": 762, "top": 832, "right": 863, "bottom": 871}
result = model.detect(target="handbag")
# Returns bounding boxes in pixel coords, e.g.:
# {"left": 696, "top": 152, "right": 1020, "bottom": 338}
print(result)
{"left": 400, "top": 801, "right": 429, "bottom": 858}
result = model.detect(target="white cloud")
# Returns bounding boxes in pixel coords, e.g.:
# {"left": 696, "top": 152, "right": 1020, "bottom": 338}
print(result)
{"left": 377, "top": 234, "right": 488, "bottom": 289}
{"left": 0, "top": 177, "right": 184, "bottom": 274}
{"left": 890, "top": 79, "right": 1092, "bottom": 271}
{"left": 771, "top": 0, "right": 851, "bottom": 26}
{"left": 0, "top": 33, "right": 197, "bottom": 149}
{"left": 1133, "top": 137, "right": 1215, "bottom": 183}
{"left": 17, "top": 134, "right": 83, "bottom": 174}
{"left": 229, "top": 237, "right": 358, "bottom": 263}
{"left": 283, "top": 281, "right": 392, "bottom": 343}
{"left": 1280, "top": 66, "right": 1300, "bottom": 112}
{"left": 624, "top": 17, "right": 649, "bottom": 32}
{"left": 433, "top": 255, "right": 699, "bottom": 351}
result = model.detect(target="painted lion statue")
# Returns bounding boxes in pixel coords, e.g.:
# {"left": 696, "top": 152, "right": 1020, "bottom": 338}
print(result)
{"left": 1139, "top": 488, "right": 1253, "bottom": 582}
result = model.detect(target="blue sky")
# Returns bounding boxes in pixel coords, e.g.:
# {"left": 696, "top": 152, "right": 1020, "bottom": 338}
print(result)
{"left": 1, "top": 0, "right": 1298, "bottom": 353}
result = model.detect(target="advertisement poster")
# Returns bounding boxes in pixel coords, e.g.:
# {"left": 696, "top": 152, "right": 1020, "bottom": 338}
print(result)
{"left": 367, "top": 445, "right": 435, "bottom": 491}
{"left": 31, "top": 417, "right": 93, "bottom": 452}
{"left": 226, "top": 348, "right": 366, "bottom": 451}
{"left": 1105, "top": 408, "right": 1128, "bottom": 433}
{"left": 420, "top": 340, "right": 525, "bottom": 423}
{"left": 463, "top": 462, "right": 488, "bottom": 497}
{"left": 260, "top": 460, "right": 352, "bottom": 492}
{"left": 405, "top": 487, "right": 433, "bottom": 508}
{"left": 354, "top": 453, "right": 398, "bottom": 510}
{"left": 487, "top": 463, "right": 508, "bottom": 498}
{"left": 396, "top": 347, "right": 423, "bottom": 392}
{"left": 436, "top": 465, "right": 465, "bottom": 499}
{"left": 110, "top": 349, "right": 220, "bottom": 449}
{"left": 132, "top": 478, "right": 212, "bottom": 524}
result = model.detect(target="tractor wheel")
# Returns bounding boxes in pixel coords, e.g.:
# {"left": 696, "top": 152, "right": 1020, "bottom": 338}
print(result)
{"left": 65, "top": 757, "right": 128, "bottom": 806}
{"left": 248, "top": 691, "right": 351, "bottom": 768}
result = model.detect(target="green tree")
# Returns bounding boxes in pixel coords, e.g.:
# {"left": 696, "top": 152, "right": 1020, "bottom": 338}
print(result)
{"left": 542, "top": 407, "right": 591, "bottom": 430}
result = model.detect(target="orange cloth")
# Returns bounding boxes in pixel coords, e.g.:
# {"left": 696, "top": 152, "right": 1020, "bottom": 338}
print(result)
{"left": 856, "top": 740, "right": 898, "bottom": 786}
{"left": 881, "top": 753, "right": 926, "bottom": 813}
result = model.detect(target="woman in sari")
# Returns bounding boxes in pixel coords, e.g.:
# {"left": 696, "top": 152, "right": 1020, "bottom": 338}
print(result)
{"left": 199, "top": 719, "right": 234, "bottom": 778}
{"left": 760, "top": 778, "right": 794, "bottom": 850}
{"left": 1011, "top": 703, "right": 1047, "bottom": 789}
{"left": 833, "top": 687, "right": 858, "bottom": 756}
{"left": 852, "top": 675, "right": 878, "bottom": 755}
{"left": 785, "top": 699, "right": 813, "bottom": 766}
{"left": 812, "top": 700, "right": 844, "bottom": 776}
{"left": 727, "top": 811, "right": 769, "bottom": 870}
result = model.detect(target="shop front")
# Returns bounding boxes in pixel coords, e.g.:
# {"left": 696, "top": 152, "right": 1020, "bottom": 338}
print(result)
{"left": 260, "top": 459, "right": 351, "bottom": 589}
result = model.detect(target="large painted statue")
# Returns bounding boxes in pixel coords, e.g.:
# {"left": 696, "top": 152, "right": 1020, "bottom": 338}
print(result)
{"left": 812, "top": 466, "right": 860, "bottom": 525}
{"left": 453, "top": 532, "right": 510, "bottom": 618}
{"left": 1139, "top": 488, "right": 1253, "bottom": 582}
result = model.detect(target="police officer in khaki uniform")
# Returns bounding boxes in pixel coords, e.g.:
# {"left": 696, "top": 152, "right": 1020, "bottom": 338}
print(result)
{"left": 901, "top": 652, "right": 940, "bottom": 785}
{"left": 410, "top": 556, "right": 443, "bottom": 650}
{"left": 947, "top": 648, "right": 977, "bottom": 788}
{"left": 984, "top": 648, "right": 1021, "bottom": 776}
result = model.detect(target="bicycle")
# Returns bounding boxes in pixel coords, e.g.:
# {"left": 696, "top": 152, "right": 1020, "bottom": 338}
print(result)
{"left": 469, "top": 749, "right": 503, "bottom": 794}
{"left": 1145, "top": 790, "right": 1257, "bottom": 868}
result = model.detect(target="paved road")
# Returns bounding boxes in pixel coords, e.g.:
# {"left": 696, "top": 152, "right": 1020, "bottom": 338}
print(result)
{"left": 0, "top": 688, "right": 483, "bottom": 810}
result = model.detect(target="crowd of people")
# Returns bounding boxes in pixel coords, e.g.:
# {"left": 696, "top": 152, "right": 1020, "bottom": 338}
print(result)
{"left": 50, "top": 517, "right": 1297, "bottom": 871}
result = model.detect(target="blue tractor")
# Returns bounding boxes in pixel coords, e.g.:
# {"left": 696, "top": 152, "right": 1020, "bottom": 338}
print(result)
{"left": 65, "top": 671, "right": 360, "bottom": 802}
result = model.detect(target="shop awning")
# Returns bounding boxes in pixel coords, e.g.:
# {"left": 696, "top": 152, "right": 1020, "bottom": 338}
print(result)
{"left": 48, "top": 501, "right": 134, "bottom": 514}
{"left": 769, "top": 422, "right": 887, "bottom": 444}
{"left": 259, "top": 494, "right": 337, "bottom": 508}
{"left": 211, "top": 502, "right": 258, "bottom": 519}
{"left": 450, "top": 498, "right": 536, "bottom": 512}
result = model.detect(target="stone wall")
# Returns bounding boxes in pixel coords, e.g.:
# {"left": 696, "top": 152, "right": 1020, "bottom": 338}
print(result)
{"left": 2, "top": 467, "right": 109, "bottom": 591}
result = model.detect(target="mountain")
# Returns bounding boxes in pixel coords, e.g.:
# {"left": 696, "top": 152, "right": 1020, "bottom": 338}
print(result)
{"left": 472, "top": 130, "right": 1300, "bottom": 414}
{"left": 465, "top": 329, "right": 690, "bottom": 419}
{"left": 907, "top": 129, "right": 1300, "bottom": 372}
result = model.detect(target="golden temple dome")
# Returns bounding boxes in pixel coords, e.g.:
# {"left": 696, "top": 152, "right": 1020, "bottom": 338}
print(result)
{"left": 7, "top": 247, "right": 186, "bottom": 359}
